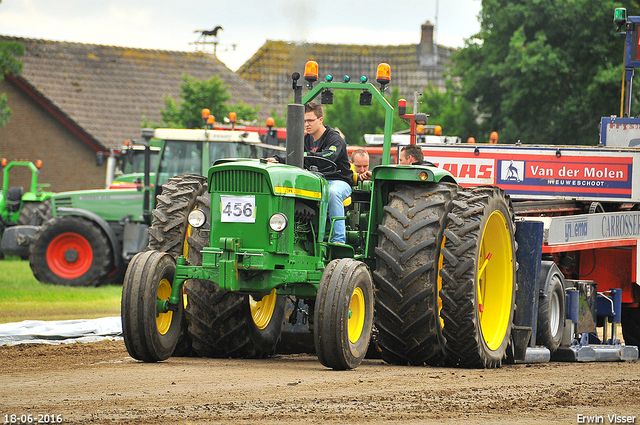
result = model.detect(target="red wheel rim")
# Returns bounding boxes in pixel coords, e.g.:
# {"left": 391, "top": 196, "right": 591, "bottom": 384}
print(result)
{"left": 46, "top": 232, "right": 93, "bottom": 279}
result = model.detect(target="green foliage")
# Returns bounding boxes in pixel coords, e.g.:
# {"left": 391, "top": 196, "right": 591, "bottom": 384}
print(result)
{"left": 268, "top": 110, "right": 287, "bottom": 127}
{"left": 0, "top": 40, "right": 24, "bottom": 128}
{"left": 159, "top": 74, "right": 261, "bottom": 128}
{"left": 0, "top": 259, "right": 121, "bottom": 323}
{"left": 453, "top": 0, "right": 640, "bottom": 145}
{"left": 323, "top": 86, "right": 405, "bottom": 145}
{"left": 418, "top": 80, "right": 480, "bottom": 142}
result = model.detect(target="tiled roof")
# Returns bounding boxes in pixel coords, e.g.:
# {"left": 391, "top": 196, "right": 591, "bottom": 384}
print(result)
{"left": 1, "top": 36, "right": 279, "bottom": 150}
{"left": 237, "top": 33, "right": 456, "bottom": 107}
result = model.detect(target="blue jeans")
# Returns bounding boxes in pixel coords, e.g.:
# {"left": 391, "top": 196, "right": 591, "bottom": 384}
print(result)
{"left": 328, "top": 180, "right": 352, "bottom": 243}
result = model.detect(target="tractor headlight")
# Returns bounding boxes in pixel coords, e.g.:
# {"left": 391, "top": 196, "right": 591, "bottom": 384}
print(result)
{"left": 188, "top": 209, "right": 206, "bottom": 228}
{"left": 269, "top": 213, "right": 288, "bottom": 232}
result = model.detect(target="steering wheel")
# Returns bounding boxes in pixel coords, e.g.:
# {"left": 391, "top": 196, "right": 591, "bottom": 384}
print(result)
{"left": 304, "top": 155, "right": 337, "bottom": 176}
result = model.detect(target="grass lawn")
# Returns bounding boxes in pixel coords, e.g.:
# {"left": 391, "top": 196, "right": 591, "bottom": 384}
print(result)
{"left": 0, "top": 257, "right": 122, "bottom": 324}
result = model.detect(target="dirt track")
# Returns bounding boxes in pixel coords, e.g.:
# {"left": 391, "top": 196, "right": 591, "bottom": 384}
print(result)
{"left": 1, "top": 340, "right": 639, "bottom": 424}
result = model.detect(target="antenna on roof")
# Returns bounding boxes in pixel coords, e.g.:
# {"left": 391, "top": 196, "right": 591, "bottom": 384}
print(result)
{"left": 435, "top": 0, "right": 439, "bottom": 43}
{"left": 191, "top": 25, "right": 237, "bottom": 56}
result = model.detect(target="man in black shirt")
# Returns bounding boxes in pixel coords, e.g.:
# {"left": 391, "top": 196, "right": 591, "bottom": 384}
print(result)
{"left": 269, "top": 102, "right": 352, "bottom": 243}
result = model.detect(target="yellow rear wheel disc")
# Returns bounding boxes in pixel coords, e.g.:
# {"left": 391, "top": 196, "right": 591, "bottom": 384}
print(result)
{"left": 478, "top": 210, "right": 513, "bottom": 351}
{"left": 156, "top": 278, "right": 173, "bottom": 335}
{"left": 250, "top": 289, "right": 277, "bottom": 330}
{"left": 348, "top": 287, "right": 365, "bottom": 344}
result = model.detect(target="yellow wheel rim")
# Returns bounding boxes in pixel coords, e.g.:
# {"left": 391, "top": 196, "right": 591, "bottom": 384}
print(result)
{"left": 250, "top": 288, "right": 277, "bottom": 330}
{"left": 348, "top": 287, "right": 366, "bottom": 344}
{"left": 182, "top": 221, "right": 193, "bottom": 309}
{"left": 478, "top": 210, "right": 513, "bottom": 351}
{"left": 156, "top": 278, "right": 173, "bottom": 335}
{"left": 183, "top": 224, "right": 192, "bottom": 260}
{"left": 437, "top": 236, "right": 446, "bottom": 329}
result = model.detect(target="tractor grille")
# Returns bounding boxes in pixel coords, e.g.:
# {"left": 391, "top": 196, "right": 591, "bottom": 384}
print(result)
{"left": 53, "top": 197, "right": 73, "bottom": 211}
{"left": 210, "top": 170, "right": 267, "bottom": 194}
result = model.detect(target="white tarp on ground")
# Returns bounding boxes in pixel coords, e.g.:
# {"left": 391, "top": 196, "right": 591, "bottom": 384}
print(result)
{"left": 0, "top": 317, "right": 122, "bottom": 346}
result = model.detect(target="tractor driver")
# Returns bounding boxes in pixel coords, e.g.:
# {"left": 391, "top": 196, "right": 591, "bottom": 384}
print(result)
{"left": 268, "top": 102, "right": 353, "bottom": 244}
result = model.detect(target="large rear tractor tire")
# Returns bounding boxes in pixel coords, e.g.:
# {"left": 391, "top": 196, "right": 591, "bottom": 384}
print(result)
{"left": 121, "top": 250, "right": 182, "bottom": 362}
{"left": 373, "top": 183, "right": 458, "bottom": 366}
{"left": 536, "top": 261, "right": 565, "bottom": 353}
{"left": 148, "top": 174, "right": 208, "bottom": 260}
{"left": 439, "top": 186, "right": 517, "bottom": 368}
{"left": 184, "top": 194, "right": 286, "bottom": 358}
{"left": 314, "top": 258, "right": 374, "bottom": 370}
{"left": 17, "top": 200, "right": 52, "bottom": 226}
{"left": 29, "top": 215, "right": 113, "bottom": 286}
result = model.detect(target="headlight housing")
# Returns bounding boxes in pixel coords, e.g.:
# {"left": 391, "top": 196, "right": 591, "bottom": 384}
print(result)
{"left": 188, "top": 209, "right": 206, "bottom": 228}
{"left": 269, "top": 213, "right": 288, "bottom": 232}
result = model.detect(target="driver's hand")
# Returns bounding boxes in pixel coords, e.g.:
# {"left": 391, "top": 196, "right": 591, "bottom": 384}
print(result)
{"left": 359, "top": 171, "right": 372, "bottom": 181}
{"left": 266, "top": 157, "right": 277, "bottom": 163}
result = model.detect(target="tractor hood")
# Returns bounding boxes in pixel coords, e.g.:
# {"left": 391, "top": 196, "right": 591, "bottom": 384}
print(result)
{"left": 208, "top": 160, "right": 327, "bottom": 201}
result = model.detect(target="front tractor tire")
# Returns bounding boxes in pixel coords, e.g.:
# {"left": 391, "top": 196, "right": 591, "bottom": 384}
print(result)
{"left": 29, "top": 215, "right": 113, "bottom": 286}
{"left": 373, "top": 183, "right": 458, "bottom": 366}
{"left": 184, "top": 194, "right": 286, "bottom": 359}
{"left": 439, "top": 186, "right": 517, "bottom": 368}
{"left": 121, "top": 250, "right": 182, "bottom": 362}
{"left": 314, "top": 258, "right": 374, "bottom": 370}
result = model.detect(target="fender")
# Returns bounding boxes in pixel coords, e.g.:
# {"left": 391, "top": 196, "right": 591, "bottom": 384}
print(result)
{"left": 56, "top": 207, "right": 123, "bottom": 269}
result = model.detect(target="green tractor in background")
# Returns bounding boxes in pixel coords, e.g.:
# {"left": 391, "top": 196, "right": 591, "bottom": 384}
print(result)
{"left": 121, "top": 61, "right": 519, "bottom": 370}
{"left": 1, "top": 128, "right": 283, "bottom": 286}
{"left": 0, "top": 158, "right": 54, "bottom": 258}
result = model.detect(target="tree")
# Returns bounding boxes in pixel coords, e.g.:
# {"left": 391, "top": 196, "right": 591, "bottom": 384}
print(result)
{"left": 418, "top": 80, "right": 480, "bottom": 142}
{"left": 0, "top": 40, "right": 25, "bottom": 128}
{"left": 453, "top": 0, "right": 640, "bottom": 145}
{"left": 160, "top": 74, "right": 260, "bottom": 128}
{"left": 323, "top": 86, "right": 405, "bottom": 145}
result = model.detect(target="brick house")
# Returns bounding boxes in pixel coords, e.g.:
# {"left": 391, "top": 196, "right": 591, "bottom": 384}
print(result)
{"left": 238, "top": 21, "right": 456, "bottom": 109}
{"left": 0, "top": 36, "right": 278, "bottom": 193}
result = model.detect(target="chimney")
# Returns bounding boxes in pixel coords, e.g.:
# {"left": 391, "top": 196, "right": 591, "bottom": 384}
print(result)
{"left": 420, "top": 20, "right": 434, "bottom": 49}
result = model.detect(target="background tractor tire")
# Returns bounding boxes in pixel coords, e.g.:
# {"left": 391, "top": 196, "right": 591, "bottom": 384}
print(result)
{"left": 536, "top": 261, "right": 565, "bottom": 353}
{"left": 29, "top": 215, "right": 112, "bottom": 286}
{"left": 121, "top": 250, "right": 182, "bottom": 362}
{"left": 17, "top": 200, "right": 52, "bottom": 226}
{"left": 184, "top": 194, "right": 286, "bottom": 358}
{"left": 314, "top": 258, "right": 374, "bottom": 370}
{"left": 621, "top": 305, "right": 640, "bottom": 347}
{"left": 148, "top": 174, "right": 207, "bottom": 260}
{"left": 439, "top": 186, "right": 517, "bottom": 368}
{"left": 373, "top": 183, "right": 458, "bottom": 366}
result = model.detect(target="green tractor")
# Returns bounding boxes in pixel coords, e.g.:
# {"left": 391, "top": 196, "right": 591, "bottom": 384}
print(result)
{"left": 13, "top": 128, "right": 283, "bottom": 286}
{"left": 0, "top": 158, "right": 54, "bottom": 258}
{"left": 122, "top": 62, "right": 518, "bottom": 370}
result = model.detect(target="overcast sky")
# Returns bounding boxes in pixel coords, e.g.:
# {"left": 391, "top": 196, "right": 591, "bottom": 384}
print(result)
{"left": 0, "top": 0, "right": 482, "bottom": 71}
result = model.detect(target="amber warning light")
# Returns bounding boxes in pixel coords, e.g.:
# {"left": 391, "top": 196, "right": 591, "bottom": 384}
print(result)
{"left": 376, "top": 63, "right": 391, "bottom": 90}
{"left": 304, "top": 61, "right": 318, "bottom": 85}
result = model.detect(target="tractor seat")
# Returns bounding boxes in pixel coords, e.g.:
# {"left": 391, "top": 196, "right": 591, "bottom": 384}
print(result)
{"left": 6, "top": 186, "right": 24, "bottom": 213}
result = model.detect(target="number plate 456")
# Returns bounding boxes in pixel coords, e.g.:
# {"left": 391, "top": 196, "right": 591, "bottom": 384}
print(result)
{"left": 220, "top": 195, "right": 256, "bottom": 223}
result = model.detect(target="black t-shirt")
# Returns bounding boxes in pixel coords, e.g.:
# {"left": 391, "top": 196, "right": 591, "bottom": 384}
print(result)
{"left": 304, "top": 126, "right": 353, "bottom": 185}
